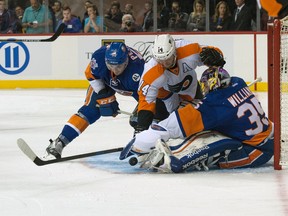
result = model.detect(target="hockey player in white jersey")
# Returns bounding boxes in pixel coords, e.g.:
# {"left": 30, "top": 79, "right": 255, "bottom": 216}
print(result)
{"left": 133, "top": 34, "right": 226, "bottom": 135}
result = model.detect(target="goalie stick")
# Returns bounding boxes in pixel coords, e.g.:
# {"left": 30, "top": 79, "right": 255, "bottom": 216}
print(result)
{"left": 17, "top": 138, "right": 123, "bottom": 166}
{"left": 0, "top": 23, "right": 66, "bottom": 42}
{"left": 248, "top": 76, "right": 262, "bottom": 87}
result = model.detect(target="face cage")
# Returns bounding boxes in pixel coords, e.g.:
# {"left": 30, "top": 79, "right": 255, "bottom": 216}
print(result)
{"left": 106, "top": 58, "right": 128, "bottom": 76}
{"left": 200, "top": 72, "right": 220, "bottom": 96}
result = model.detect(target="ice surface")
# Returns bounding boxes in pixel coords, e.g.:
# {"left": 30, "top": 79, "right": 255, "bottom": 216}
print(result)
{"left": 0, "top": 89, "right": 288, "bottom": 216}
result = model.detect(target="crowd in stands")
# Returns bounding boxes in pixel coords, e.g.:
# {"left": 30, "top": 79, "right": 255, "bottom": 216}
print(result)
{"left": 0, "top": 0, "right": 286, "bottom": 34}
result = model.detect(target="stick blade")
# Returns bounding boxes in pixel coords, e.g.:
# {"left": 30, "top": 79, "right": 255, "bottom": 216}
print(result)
{"left": 17, "top": 138, "right": 38, "bottom": 162}
{"left": 17, "top": 138, "right": 48, "bottom": 166}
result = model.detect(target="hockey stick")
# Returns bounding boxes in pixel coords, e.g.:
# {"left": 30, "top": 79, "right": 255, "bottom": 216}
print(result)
{"left": 0, "top": 23, "right": 65, "bottom": 42}
{"left": 96, "top": 104, "right": 133, "bottom": 116}
{"left": 17, "top": 138, "right": 123, "bottom": 166}
{"left": 248, "top": 76, "right": 262, "bottom": 87}
{"left": 118, "top": 109, "right": 132, "bottom": 116}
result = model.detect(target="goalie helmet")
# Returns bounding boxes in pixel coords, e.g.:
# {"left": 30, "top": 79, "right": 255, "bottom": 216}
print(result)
{"left": 200, "top": 67, "right": 231, "bottom": 96}
{"left": 105, "top": 42, "right": 129, "bottom": 75}
{"left": 151, "top": 34, "right": 177, "bottom": 68}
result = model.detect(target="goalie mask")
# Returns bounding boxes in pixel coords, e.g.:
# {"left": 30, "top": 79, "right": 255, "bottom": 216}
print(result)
{"left": 105, "top": 42, "right": 129, "bottom": 76}
{"left": 200, "top": 67, "right": 231, "bottom": 96}
{"left": 151, "top": 34, "right": 177, "bottom": 68}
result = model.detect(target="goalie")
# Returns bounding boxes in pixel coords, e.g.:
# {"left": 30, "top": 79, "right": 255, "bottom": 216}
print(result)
{"left": 120, "top": 67, "right": 274, "bottom": 173}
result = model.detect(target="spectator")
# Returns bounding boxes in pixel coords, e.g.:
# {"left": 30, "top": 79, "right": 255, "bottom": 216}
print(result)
{"left": 167, "top": 1, "right": 188, "bottom": 31}
{"left": 53, "top": 0, "right": 63, "bottom": 24}
{"left": 210, "top": 1, "right": 232, "bottom": 31}
{"left": 123, "top": 3, "right": 134, "bottom": 16}
{"left": 0, "top": 0, "right": 17, "bottom": 33}
{"left": 84, "top": 5, "right": 100, "bottom": 33}
{"left": 44, "top": 0, "right": 57, "bottom": 32}
{"left": 14, "top": 5, "right": 25, "bottom": 33}
{"left": 157, "top": 0, "right": 170, "bottom": 31}
{"left": 81, "top": 0, "right": 93, "bottom": 29}
{"left": 104, "top": 1, "right": 123, "bottom": 32}
{"left": 120, "top": 14, "right": 142, "bottom": 32}
{"left": 186, "top": 0, "right": 206, "bottom": 31}
{"left": 260, "top": 9, "right": 270, "bottom": 31}
{"left": 15, "top": 5, "right": 24, "bottom": 20}
{"left": 56, "top": 6, "right": 82, "bottom": 33}
{"left": 123, "top": 3, "right": 136, "bottom": 22}
{"left": 142, "top": 1, "right": 153, "bottom": 32}
{"left": 22, "top": 0, "right": 53, "bottom": 34}
{"left": 230, "top": 0, "right": 253, "bottom": 31}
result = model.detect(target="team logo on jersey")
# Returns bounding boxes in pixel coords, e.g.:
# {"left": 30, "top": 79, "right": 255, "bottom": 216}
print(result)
{"left": 110, "top": 78, "right": 120, "bottom": 86}
{"left": 167, "top": 75, "right": 193, "bottom": 93}
{"left": 90, "top": 58, "right": 98, "bottom": 70}
{"left": 132, "top": 73, "right": 140, "bottom": 82}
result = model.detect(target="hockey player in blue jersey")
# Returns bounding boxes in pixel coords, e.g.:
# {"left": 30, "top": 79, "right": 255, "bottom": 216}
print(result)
{"left": 44, "top": 42, "right": 147, "bottom": 159}
{"left": 120, "top": 67, "right": 274, "bottom": 172}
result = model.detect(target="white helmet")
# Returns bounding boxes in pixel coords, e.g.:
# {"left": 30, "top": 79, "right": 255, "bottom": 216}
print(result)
{"left": 151, "top": 34, "right": 177, "bottom": 68}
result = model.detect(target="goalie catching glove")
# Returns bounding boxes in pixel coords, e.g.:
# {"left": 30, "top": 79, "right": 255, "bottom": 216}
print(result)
{"left": 200, "top": 47, "right": 226, "bottom": 67}
{"left": 96, "top": 87, "right": 119, "bottom": 117}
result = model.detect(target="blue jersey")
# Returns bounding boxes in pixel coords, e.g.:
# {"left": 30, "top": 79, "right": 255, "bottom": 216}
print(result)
{"left": 85, "top": 45, "right": 144, "bottom": 101}
{"left": 177, "top": 77, "right": 273, "bottom": 146}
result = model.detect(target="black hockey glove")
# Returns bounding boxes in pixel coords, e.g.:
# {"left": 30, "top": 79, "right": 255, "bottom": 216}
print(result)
{"left": 200, "top": 47, "right": 226, "bottom": 67}
{"left": 132, "top": 110, "right": 154, "bottom": 137}
{"left": 133, "top": 125, "right": 147, "bottom": 137}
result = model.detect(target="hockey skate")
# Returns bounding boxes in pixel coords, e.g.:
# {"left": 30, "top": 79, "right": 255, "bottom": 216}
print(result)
{"left": 43, "top": 138, "right": 64, "bottom": 160}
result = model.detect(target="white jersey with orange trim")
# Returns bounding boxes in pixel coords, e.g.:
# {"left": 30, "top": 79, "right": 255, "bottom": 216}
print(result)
{"left": 138, "top": 39, "right": 204, "bottom": 115}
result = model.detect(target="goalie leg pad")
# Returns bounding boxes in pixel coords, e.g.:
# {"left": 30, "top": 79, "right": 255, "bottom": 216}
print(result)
{"left": 170, "top": 133, "right": 242, "bottom": 173}
{"left": 218, "top": 138, "right": 274, "bottom": 169}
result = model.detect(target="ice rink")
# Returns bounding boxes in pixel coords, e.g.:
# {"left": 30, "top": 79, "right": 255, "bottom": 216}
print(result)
{"left": 1, "top": 89, "right": 288, "bottom": 216}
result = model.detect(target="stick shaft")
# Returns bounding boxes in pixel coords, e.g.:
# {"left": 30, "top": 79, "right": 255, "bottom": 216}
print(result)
{"left": 248, "top": 77, "right": 262, "bottom": 87}
{"left": 0, "top": 23, "right": 65, "bottom": 42}
{"left": 17, "top": 138, "right": 123, "bottom": 166}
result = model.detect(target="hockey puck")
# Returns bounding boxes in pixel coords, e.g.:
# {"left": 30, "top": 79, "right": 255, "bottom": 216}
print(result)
{"left": 129, "top": 157, "right": 138, "bottom": 166}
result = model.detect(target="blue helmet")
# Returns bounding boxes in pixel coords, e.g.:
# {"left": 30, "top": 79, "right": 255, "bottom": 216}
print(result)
{"left": 105, "top": 42, "right": 129, "bottom": 75}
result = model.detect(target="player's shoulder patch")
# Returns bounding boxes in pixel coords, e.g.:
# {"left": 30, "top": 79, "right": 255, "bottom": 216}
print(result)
{"left": 132, "top": 73, "right": 141, "bottom": 82}
{"left": 90, "top": 58, "right": 98, "bottom": 70}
